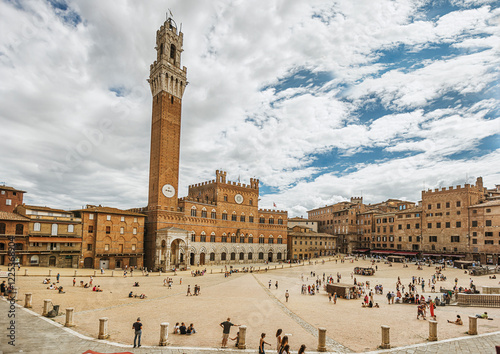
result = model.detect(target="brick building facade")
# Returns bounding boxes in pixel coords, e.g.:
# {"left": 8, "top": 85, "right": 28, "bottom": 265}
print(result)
{"left": 16, "top": 205, "right": 82, "bottom": 268}
{"left": 307, "top": 177, "right": 500, "bottom": 264}
{"left": 73, "top": 205, "right": 145, "bottom": 269}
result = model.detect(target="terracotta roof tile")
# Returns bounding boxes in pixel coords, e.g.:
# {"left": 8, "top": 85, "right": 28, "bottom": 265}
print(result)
{"left": 73, "top": 205, "right": 146, "bottom": 217}
{"left": 0, "top": 211, "right": 30, "bottom": 221}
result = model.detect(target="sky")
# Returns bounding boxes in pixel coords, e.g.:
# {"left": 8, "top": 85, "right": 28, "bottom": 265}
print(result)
{"left": 0, "top": 0, "right": 499, "bottom": 217}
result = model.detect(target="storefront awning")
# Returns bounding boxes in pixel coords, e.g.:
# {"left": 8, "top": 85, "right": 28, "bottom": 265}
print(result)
{"left": 392, "top": 251, "right": 418, "bottom": 256}
{"left": 370, "top": 250, "right": 394, "bottom": 254}
{"left": 353, "top": 249, "right": 370, "bottom": 252}
{"left": 29, "top": 237, "right": 82, "bottom": 243}
{"left": 441, "top": 254, "right": 466, "bottom": 258}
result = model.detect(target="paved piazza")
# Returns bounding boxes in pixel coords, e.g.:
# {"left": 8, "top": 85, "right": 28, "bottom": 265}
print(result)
{"left": 3, "top": 257, "right": 500, "bottom": 352}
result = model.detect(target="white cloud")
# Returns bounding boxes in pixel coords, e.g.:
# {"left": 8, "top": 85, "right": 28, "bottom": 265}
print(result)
{"left": 0, "top": 0, "right": 498, "bottom": 216}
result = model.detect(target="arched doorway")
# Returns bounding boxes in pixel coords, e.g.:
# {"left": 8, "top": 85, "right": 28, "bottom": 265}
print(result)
{"left": 210, "top": 252, "right": 215, "bottom": 262}
{"left": 190, "top": 253, "right": 195, "bottom": 266}
{"left": 84, "top": 257, "right": 93, "bottom": 268}
{"left": 49, "top": 256, "right": 56, "bottom": 267}
{"left": 268, "top": 252, "right": 273, "bottom": 262}
{"left": 30, "top": 255, "right": 39, "bottom": 266}
{"left": 170, "top": 239, "right": 186, "bottom": 267}
{"left": 200, "top": 253, "right": 206, "bottom": 265}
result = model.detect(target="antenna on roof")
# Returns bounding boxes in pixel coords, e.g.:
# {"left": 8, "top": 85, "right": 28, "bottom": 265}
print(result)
{"left": 167, "top": 8, "right": 173, "bottom": 20}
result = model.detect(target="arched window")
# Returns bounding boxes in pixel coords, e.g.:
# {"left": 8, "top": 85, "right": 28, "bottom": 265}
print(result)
{"left": 259, "top": 235, "right": 265, "bottom": 244}
{"left": 170, "top": 44, "right": 176, "bottom": 60}
{"left": 248, "top": 234, "right": 254, "bottom": 243}
{"left": 222, "top": 211, "right": 228, "bottom": 220}
{"left": 191, "top": 206, "right": 197, "bottom": 217}
{"left": 231, "top": 212, "right": 237, "bottom": 221}
{"left": 201, "top": 207, "right": 207, "bottom": 218}
{"left": 277, "top": 235, "right": 283, "bottom": 244}
{"left": 268, "top": 235, "right": 274, "bottom": 244}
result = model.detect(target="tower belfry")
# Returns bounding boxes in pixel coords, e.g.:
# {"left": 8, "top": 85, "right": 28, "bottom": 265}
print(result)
{"left": 147, "top": 16, "right": 187, "bottom": 212}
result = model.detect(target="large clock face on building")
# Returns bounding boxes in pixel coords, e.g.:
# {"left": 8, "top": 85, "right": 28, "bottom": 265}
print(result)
{"left": 235, "top": 194, "right": 244, "bottom": 204}
{"left": 162, "top": 184, "right": 176, "bottom": 198}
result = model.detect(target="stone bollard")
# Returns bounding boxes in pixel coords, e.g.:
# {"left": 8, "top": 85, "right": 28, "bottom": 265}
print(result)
{"left": 317, "top": 327, "right": 327, "bottom": 352}
{"left": 159, "top": 271, "right": 161, "bottom": 277}
{"left": 24, "top": 269, "right": 28, "bottom": 276}
{"left": 48, "top": 269, "right": 52, "bottom": 277}
{"left": 428, "top": 320, "right": 438, "bottom": 341}
{"left": 43, "top": 299, "right": 52, "bottom": 316}
{"left": 111, "top": 271, "right": 114, "bottom": 277}
{"left": 468, "top": 316, "right": 478, "bottom": 335}
{"left": 238, "top": 325, "right": 247, "bottom": 349}
{"left": 159, "top": 322, "right": 169, "bottom": 346}
{"left": 94, "top": 270, "right": 97, "bottom": 277}
{"left": 98, "top": 318, "right": 109, "bottom": 339}
{"left": 65, "top": 308, "right": 75, "bottom": 327}
{"left": 74, "top": 270, "right": 77, "bottom": 277}
{"left": 24, "top": 293, "right": 32, "bottom": 308}
{"left": 380, "top": 325, "right": 390, "bottom": 349}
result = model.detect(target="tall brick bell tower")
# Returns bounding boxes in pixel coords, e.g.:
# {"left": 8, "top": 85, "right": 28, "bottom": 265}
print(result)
{"left": 145, "top": 16, "right": 187, "bottom": 269}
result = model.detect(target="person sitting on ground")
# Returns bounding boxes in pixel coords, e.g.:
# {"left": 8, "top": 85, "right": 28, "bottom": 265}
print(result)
{"left": 133, "top": 282, "right": 139, "bottom": 287}
{"left": 58, "top": 286, "right": 65, "bottom": 294}
{"left": 139, "top": 293, "right": 146, "bottom": 299}
{"left": 179, "top": 322, "right": 187, "bottom": 334}
{"left": 230, "top": 331, "right": 240, "bottom": 347}
{"left": 174, "top": 322, "right": 180, "bottom": 334}
{"left": 129, "top": 291, "right": 134, "bottom": 298}
{"left": 448, "top": 315, "right": 463, "bottom": 325}
{"left": 92, "top": 285, "right": 97, "bottom": 291}
{"left": 187, "top": 323, "right": 196, "bottom": 334}
{"left": 374, "top": 302, "right": 380, "bottom": 308}
{"left": 96, "top": 285, "right": 103, "bottom": 292}
{"left": 83, "top": 283, "right": 89, "bottom": 288}
{"left": 476, "top": 312, "right": 489, "bottom": 319}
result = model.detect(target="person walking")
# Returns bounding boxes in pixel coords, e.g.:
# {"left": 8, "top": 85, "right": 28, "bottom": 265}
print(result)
{"left": 132, "top": 317, "right": 142, "bottom": 348}
{"left": 220, "top": 317, "right": 239, "bottom": 348}
{"left": 298, "top": 344, "right": 306, "bottom": 354}
{"left": 276, "top": 329, "right": 282, "bottom": 351}
{"left": 57, "top": 273, "right": 60, "bottom": 283}
{"left": 72, "top": 278, "right": 76, "bottom": 286}
{"left": 259, "top": 333, "right": 271, "bottom": 354}
{"left": 285, "top": 290, "right": 289, "bottom": 302}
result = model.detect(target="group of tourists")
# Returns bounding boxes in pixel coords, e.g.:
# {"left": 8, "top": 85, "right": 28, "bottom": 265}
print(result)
{"left": 173, "top": 322, "right": 197, "bottom": 334}
{"left": 163, "top": 277, "right": 174, "bottom": 288}
{"left": 191, "top": 269, "right": 206, "bottom": 277}
{"left": 186, "top": 284, "right": 201, "bottom": 296}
